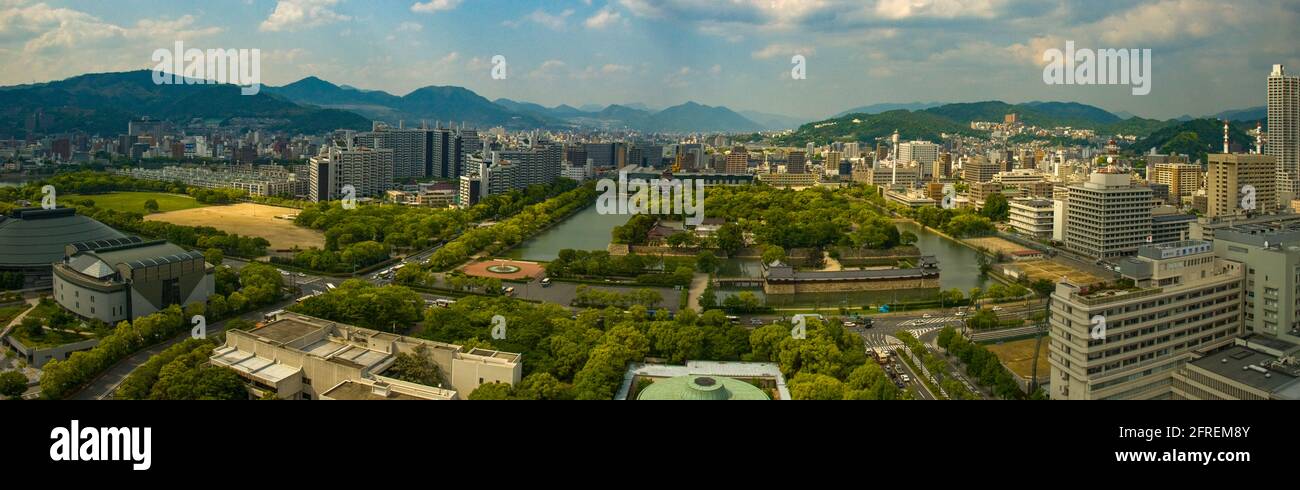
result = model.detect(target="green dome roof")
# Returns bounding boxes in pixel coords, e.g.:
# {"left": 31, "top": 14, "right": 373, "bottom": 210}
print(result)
{"left": 637, "top": 375, "right": 770, "bottom": 401}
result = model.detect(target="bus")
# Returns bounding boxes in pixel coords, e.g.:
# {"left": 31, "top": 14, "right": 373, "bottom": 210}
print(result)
{"left": 326, "top": 283, "right": 337, "bottom": 290}
{"left": 264, "top": 310, "right": 285, "bottom": 322}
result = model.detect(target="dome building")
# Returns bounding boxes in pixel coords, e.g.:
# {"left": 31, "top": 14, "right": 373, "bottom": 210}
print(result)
{"left": 0, "top": 208, "right": 125, "bottom": 289}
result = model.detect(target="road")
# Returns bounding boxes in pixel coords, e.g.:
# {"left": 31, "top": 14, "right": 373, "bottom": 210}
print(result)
{"left": 70, "top": 298, "right": 297, "bottom": 400}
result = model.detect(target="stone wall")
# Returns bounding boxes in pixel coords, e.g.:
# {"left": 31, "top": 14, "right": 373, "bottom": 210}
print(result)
{"left": 764, "top": 277, "right": 940, "bottom": 295}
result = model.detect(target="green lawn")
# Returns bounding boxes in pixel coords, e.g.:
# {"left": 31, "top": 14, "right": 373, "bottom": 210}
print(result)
{"left": 66, "top": 192, "right": 206, "bottom": 214}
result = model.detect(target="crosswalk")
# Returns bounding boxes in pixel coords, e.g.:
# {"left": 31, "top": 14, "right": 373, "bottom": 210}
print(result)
{"left": 863, "top": 333, "right": 904, "bottom": 348}
{"left": 899, "top": 316, "right": 965, "bottom": 327}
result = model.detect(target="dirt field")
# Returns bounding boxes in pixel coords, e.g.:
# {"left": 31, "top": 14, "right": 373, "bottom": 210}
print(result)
{"left": 461, "top": 259, "right": 546, "bottom": 281}
{"left": 1014, "top": 260, "right": 1105, "bottom": 285}
{"left": 964, "top": 237, "right": 1036, "bottom": 256}
{"left": 146, "top": 203, "right": 324, "bottom": 251}
{"left": 986, "top": 338, "right": 1050, "bottom": 379}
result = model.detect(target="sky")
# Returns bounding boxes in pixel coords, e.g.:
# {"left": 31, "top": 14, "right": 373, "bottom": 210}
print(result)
{"left": 0, "top": 0, "right": 1297, "bottom": 121}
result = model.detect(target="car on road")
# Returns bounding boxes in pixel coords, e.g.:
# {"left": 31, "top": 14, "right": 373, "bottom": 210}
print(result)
{"left": 750, "top": 318, "right": 764, "bottom": 326}
{"left": 955, "top": 311, "right": 966, "bottom": 317}
{"left": 279, "top": 270, "right": 290, "bottom": 276}
{"left": 922, "top": 313, "right": 933, "bottom": 319}
{"left": 726, "top": 315, "right": 741, "bottom": 325}
{"left": 992, "top": 306, "right": 1004, "bottom": 312}
{"left": 842, "top": 321, "right": 857, "bottom": 328}
{"left": 900, "top": 374, "right": 911, "bottom": 383}
{"left": 504, "top": 287, "right": 516, "bottom": 296}
{"left": 541, "top": 277, "right": 552, "bottom": 287}
{"left": 296, "top": 272, "right": 307, "bottom": 278}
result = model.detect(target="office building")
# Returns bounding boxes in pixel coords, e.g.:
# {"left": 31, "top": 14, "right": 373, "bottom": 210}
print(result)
{"left": 1148, "top": 161, "right": 1203, "bottom": 201}
{"left": 1150, "top": 206, "right": 1195, "bottom": 245}
{"left": 898, "top": 141, "right": 939, "bottom": 176}
{"left": 53, "top": 237, "right": 214, "bottom": 324}
{"left": 1064, "top": 171, "right": 1154, "bottom": 259}
{"left": 725, "top": 146, "right": 749, "bottom": 174}
{"left": 963, "top": 156, "right": 1000, "bottom": 184}
{"left": 1049, "top": 241, "right": 1244, "bottom": 400}
{"left": 1213, "top": 224, "right": 1300, "bottom": 342}
{"left": 1207, "top": 153, "right": 1277, "bottom": 219}
{"left": 211, "top": 312, "right": 521, "bottom": 400}
{"left": 1269, "top": 65, "right": 1299, "bottom": 195}
{"left": 1009, "top": 198, "right": 1055, "bottom": 239}
{"left": 1172, "top": 338, "right": 1300, "bottom": 400}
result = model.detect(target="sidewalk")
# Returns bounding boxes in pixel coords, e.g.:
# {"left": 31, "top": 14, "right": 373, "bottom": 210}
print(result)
{"left": 0, "top": 298, "right": 39, "bottom": 339}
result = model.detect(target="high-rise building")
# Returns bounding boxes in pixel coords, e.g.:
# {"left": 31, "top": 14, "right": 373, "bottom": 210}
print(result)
{"left": 962, "top": 156, "right": 1000, "bottom": 184}
{"left": 1148, "top": 161, "right": 1203, "bottom": 202}
{"left": 898, "top": 141, "right": 939, "bottom": 176}
{"left": 1064, "top": 171, "right": 1154, "bottom": 259}
{"left": 1049, "top": 241, "right": 1244, "bottom": 400}
{"left": 308, "top": 146, "right": 394, "bottom": 202}
{"left": 787, "top": 150, "right": 807, "bottom": 174}
{"left": 1269, "top": 65, "right": 1299, "bottom": 195}
{"left": 1207, "top": 153, "right": 1276, "bottom": 219}
{"left": 726, "top": 146, "right": 749, "bottom": 174}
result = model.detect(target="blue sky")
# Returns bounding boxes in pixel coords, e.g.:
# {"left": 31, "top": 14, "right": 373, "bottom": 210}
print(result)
{"left": 1, "top": 0, "right": 1298, "bottom": 120}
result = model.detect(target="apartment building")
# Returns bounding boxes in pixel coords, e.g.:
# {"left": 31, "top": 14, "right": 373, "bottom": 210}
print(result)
{"left": 1009, "top": 198, "right": 1055, "bottom": 239}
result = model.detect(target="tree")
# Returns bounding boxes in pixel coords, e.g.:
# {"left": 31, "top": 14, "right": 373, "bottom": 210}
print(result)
{"left": 0, "top": 370, "right": 27, "bottom": 398}
{"left": 899, "top": 231, "right": 919, "bottom": 246}
{"left": 468, "top": 382, "right": 513, "bottom": 400}
{"left": 695, "top": 251, "right": 719, "bottom": 273}
{"left": 386, "top": 344, "right": 441, "bottom": 386}
{"left": 981, "top": 193, "right": 1010, "bottom": 222}
{"left": 144, "top": 199, "right": 160, "bottom": 213}
{"left": 204, "top": 248, "right": 224, "bottom": 266}
{"left": 789, "top": 373, "right": 845, "bottom": 400}
{"left": 715, "top": 224, "right": 745, "bottom": 256}
{"left": 761, "top": 245, "right": 787, "bottom": 265}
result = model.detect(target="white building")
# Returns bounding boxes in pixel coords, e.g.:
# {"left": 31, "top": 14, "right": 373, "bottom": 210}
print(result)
{"left": 1009, "top": 198, "right": 1055, "bottom": 239}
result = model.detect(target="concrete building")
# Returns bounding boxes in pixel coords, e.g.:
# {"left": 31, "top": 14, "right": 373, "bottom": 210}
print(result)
{"left": 1049, "top": 241, "right": 1244, "bottom": 400}
{"left": 993, "top": 169, "right": 1045, "bottom": 187}
{"left": 1213, "top": 224, "right": 1300, "bottom": 342}
{"left": 1150, "top": 206, "right": 1195, "bottom": 244}
{"left": 308, "top": 146, "right": 395, "bottom": 202}
{"left": 1269, "top": 65, "right": 1299, "bottom": 195}
{"left": 211, "top": 312, "right": 522, "bottom": 400}
{"left": 52, "top": 237, "right": 214, "bottom": 324}
{"left": 1171, "top": 337, "right": 1300, "bottom": 400}
{"left": 1148, "top": 161, "right": 1203, "bottom": 201}
{"left": 758, "top": 172, "right": 818, "bottom": 188}
{"left": 725, "top": 146, "right": 749, "bottom": 174}
{"left": 0, "top": 207, "right": 125, "bottom": 289}
{"left": 1064, "top": 171, "right": 1154, "bottom": 259}
{"left": 898, "top": 141, "right": 938, "bottom": 176}
{"left": 786, "top": 150, "right": 807, "bottom": 174}
{"left": 962, "top": 156, "right": 1000, "bottom": 184}
{"left": 1207, "top": 153, "right": 1276, "bottom": 219}
{"left": 1009, "top": 198, "right": 1055, "bottom": 239}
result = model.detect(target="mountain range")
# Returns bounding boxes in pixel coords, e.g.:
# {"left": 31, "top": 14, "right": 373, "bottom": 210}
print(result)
{"left": 0, "top": 71, "right": 370, "bottom": 138}
{"left": 0, "top": 70, "right": 1272, "bottom": 141}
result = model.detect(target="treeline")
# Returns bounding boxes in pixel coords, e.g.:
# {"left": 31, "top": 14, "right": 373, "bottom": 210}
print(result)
{"left": 417, "top": 296, "right": 900, "bottom": 400}
{"left": 291, "top": 280, "right": 423, "bottom": 332}
{"left": 545, "top": 250, "right": 695, "bottom": 287}
{"left": 937, "top": 327, "right": 1039, "bottom": 400}
{"left": 896, "top": 205, "right": 997, "bottom": 238}
{"left": 404, "top": 182, "right": 598, "bottom": 276}
{"left": 28, "top": 171, "right": 248, "bottom": 204}
{"left": 39, "top": 262, "right": 284, "bottom": 399}
{"left": 896, "top": 330, "right": 980, "bottom": 400}
{"left": 704, "top": 185, "right": 908, "bottom": 251}
{"left": 116, "top": 338, "right": 247, "bottom": 400}
{"left": 572, "top": 286, "right": 664, "bottom": 309}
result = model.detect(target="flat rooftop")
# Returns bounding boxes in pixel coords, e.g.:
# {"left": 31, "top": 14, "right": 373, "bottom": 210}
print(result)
{"left": 211, "top": 346, "right": 302, "bottom": 384}
{"left": 1188, "top": 346, "right": 1300, "bottom": 398}
{"left": 249, "top": 318, "right": 324, "bottom": 345}
{"left": 322, "top": 380, "right": 446, "bottom": 401}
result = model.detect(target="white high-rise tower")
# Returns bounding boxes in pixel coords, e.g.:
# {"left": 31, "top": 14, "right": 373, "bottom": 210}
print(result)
{"left": 1269, "top": 65, "right": 1300, "bottom": 195}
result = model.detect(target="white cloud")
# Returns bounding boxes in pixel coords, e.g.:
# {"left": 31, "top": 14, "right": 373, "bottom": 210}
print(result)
{"left": 585, "top": 7, "right": 623, "bottom": 29}
{"left": 411, "top": 0, "right": 463, "bottom": 14}
{"left": 397, "top": 21, "right": 423, "bottom": 32}
{"left": 752, "top": 43, "right": 816, "bottom": 60}
{"left": 516, "top": 9, "right": 574, "bottom": 31}
{"left": 260, "top": 0, "right": 350, "bottom": 33}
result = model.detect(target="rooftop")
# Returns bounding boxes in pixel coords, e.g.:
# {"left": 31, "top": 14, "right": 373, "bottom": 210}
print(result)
{"left": 1187, "top": 346, "right": 1300, "bottom": 399}
{"left": 0, "top": 208, "right": 125, "bottom": 267}
{"left": 248, "top": 318, "right": 323, "bottom": 345}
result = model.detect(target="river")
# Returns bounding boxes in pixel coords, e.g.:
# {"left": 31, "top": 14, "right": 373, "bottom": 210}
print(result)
{"left": 507, "top": 205, "right": 630, "bottom": 262}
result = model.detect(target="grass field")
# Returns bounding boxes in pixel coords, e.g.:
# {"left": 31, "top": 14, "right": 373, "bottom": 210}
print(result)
{"left": 146, "top": 203, "right": 324, "bottom": 251}
{"left": 985, "top": 338, "right": 1050, "bottom": 379}
{"left": 68, "top": 192, "right": 206, "bottom": 214}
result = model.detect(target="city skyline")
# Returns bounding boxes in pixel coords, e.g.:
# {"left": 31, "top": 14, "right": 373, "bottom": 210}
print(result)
{"left": 0, "top": 0, "right": 1297, "bottom": 121}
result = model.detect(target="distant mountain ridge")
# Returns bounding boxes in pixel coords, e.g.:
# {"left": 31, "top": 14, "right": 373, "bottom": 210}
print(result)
{"left": 0, "top": 70, "right": 370, "bottom": 138}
